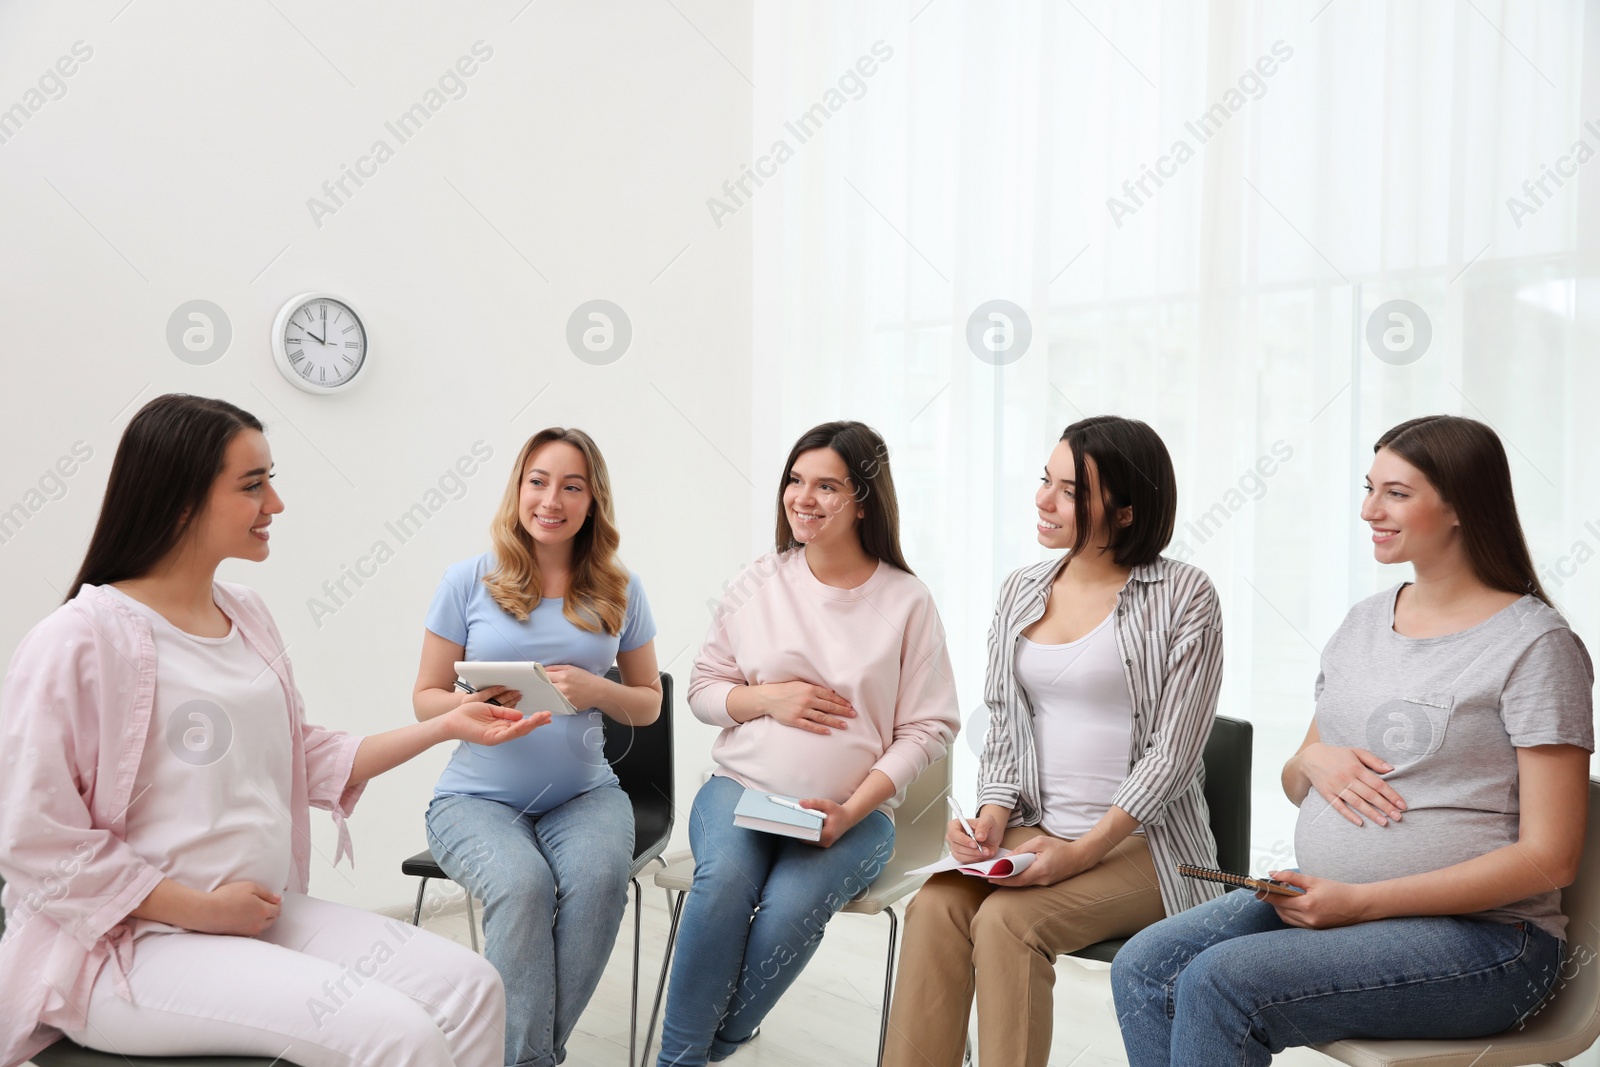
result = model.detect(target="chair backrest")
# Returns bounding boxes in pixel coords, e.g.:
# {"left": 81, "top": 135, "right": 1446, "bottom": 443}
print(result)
{"left": 891, "top": 752, "right": 951, "bottom": 871}
{"left": 601, "top": 669, "right": 675, "bottom": 828}
{"left": 1515, "top": 777, "right": 1600, "bottom": 1049}
{"left": 1202, "top": 715, "right": 1252, "bottom": 874}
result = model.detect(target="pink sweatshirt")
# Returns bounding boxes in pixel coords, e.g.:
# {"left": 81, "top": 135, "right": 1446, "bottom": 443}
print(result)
{"left": 0, "top": 583, "right": 366, "bottom": 1067}
{"left": 690, "top": 549, "right": 959, "bottom": 810}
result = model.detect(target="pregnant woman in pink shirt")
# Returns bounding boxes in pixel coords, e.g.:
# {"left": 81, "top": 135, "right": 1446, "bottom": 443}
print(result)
{"left": 0, "top": 395, "right": 547, "bottom": 1067}
{"left": 654, "top": 421, "right": 961, "bottom": 1066}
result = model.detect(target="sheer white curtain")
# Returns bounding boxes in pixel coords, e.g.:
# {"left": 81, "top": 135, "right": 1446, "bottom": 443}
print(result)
{"left": 750, "top": 0, "right": 1598, "bottom": 870}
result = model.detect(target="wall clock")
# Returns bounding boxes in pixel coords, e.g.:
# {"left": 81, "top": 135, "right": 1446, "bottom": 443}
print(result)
{"left": 271, "top": 293, "right": 367, "bottom": 394}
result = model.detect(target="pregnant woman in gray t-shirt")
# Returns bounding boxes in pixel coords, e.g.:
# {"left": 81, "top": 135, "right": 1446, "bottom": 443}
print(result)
{"left": 1111, "top": 415, "right": 1594, "bottom": 1067}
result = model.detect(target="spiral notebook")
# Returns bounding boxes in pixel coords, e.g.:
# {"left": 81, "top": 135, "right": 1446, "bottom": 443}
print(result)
{"left": 1176, "top": 863, "right": 1305, "bottom": 896}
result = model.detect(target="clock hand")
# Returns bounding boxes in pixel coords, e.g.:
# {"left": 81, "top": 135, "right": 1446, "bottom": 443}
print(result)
{"left": 305, "top": 330, "right": 327, "bottom": 345}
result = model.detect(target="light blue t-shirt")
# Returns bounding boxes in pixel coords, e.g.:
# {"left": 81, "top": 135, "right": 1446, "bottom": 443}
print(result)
{"left": 427, "top": 552, "right": 656, "bottom": 815}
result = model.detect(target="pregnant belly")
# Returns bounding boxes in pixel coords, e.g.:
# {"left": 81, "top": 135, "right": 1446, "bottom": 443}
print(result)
{"left": 716, "top": 717, "right": 882, "bottom": 803}
{"left": 1294, "top": 794, "right": 1514, "bottom": 883}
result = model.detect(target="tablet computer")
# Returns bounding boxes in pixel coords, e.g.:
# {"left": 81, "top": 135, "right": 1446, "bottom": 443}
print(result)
{"left": 454, "top": 661, "right": 581, "bottom": 716}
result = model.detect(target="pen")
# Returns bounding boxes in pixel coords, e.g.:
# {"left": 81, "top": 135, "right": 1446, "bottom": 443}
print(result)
{"left": 767, "top": 795, "right": 824, "bottom": 819}
{"left": 948, "top": 797, "right": 983, "bottom": 850}
{"left": 453, "top": 679, "right": 503, "bottom": 707}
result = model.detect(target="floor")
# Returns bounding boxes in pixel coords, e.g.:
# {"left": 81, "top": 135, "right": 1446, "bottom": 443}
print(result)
{"left": 383, "top": 866, "right": 1344, "bottom": 1067}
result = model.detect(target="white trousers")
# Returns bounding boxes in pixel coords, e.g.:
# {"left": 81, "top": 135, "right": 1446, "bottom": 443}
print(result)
{"left": 65, "top": 893, "right": 506, "bottom": 1067}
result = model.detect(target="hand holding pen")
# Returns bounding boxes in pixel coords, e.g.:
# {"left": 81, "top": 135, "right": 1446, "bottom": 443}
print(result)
{"left": 453, "top": 679, "right": 522, "bottom": 710}
{"left": 946, "top": 797, "right": 1004, "bottom": 862}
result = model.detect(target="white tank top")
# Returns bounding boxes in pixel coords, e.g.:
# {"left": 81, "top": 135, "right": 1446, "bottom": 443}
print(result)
{"left": 108, "top": 586, "right": 294, "bottom": 937}
{"left": 1014, "top": 610, "right": 1135, "bottom": 839}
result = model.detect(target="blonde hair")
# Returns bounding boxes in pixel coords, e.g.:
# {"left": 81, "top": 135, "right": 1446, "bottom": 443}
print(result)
{"left": 483, "top": 428, "right": 629, "bottom": 634}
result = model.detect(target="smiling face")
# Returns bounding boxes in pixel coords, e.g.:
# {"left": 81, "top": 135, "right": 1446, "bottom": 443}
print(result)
{"left": 783, "top": 447, "right": 862, "bottom": 550}
{"left": 1035, "top": 439, "right": 1127, "bottom": 553}
{"left": 1361, "top": 447, "right": 1459, "bottom": 567}
{"left": 519, "top": 440, "right": 593, "bottom": 548}
{"left": 182, "top": 429, "right": 282, "bottom": 565}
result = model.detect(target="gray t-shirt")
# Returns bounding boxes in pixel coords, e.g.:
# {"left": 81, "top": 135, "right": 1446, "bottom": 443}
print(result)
{"left": 1295, "top": 584, "right": 1594, "bottom": 939}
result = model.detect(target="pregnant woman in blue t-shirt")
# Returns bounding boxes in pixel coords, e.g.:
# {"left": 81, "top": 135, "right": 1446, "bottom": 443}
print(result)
{"left": 412, "top": 427, "right": 661, "bottom": 1067}
{"left": 1112, "top": 415, "right": 1594, "bottom": 1066}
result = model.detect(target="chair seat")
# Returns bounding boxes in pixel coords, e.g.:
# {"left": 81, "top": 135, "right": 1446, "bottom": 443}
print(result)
{"left": 1316, "top": 1032, "right": 1588, "bottom": 1067}
{"left": 400, "top": 849, "right": 445, "bottom": 879}
{"left": 405, "top": 797, "right": 673, "bottom": 884}
{"left": 32, "top": 1039, "right": 293, "bottom": 1066}
{"left": 653, "top": 857, "right": 694, "bottom": 892}
{"left": 1068, "top": 938, "right": 1126, "bottom": 964}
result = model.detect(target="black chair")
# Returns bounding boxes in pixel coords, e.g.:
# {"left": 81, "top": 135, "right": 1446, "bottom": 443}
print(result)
{"left": 0, "top": 878, "right": 295, "bottom": 1066}
{"left": 1068, "top": 713, "right": 1254, "bottom": 963}
{"left": 401, "top": 669, "right": 675, "bottom": 1067}
{"left": 957, "top": 715, "right": 1254, "bottom": 1065}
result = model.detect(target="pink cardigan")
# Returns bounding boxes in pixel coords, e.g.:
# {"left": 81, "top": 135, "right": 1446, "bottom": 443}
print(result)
{"left": 0, "top": 582, "right": 366, "bottom": 1067}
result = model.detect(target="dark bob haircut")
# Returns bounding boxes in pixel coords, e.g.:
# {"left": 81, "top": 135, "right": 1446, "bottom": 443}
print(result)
{"left": 1059, "top": 415, "right": 1176, "bottom": 567}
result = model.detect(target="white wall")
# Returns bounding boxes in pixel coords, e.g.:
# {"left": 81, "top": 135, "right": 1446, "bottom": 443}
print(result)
{"left": 0, "top": 0, "right": 754, "bottom": 911}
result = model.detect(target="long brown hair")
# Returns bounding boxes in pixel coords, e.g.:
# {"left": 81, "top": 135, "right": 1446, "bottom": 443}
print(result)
{"left": 67, "top": 394, "right": 263, "bottom": 601}
{"left": 1375, "top": 415, "right": 1549, "bottom": 604}
{"left": 773, "top": 421, "right": 912, "bottom": 574}
{"left": 484, "top": 428, "right": 629, "bottom": 633}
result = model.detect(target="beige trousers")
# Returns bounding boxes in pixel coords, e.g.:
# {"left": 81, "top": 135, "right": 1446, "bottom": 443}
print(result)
{"left": 882, "top": 827, "right": 1166, "bottom": 1067}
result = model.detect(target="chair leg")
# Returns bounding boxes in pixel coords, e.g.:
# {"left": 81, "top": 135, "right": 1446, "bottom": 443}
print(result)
{"left": 876, "top": 906, "right": 899, "bottom": 1067}
{"left": 410, "top": 876, "right": 429, "bottom": 927}
{"left": 629, "top": 877, "right": 643, "bottom": 1067}
{"left": 465, "top": 892, "right": 480, "bottom": 954}
{"left": 654, "top": 855, "right": 672, "bottom": 913}
{"left": 640, "top": 889, "right": 687, "bottom": 1067}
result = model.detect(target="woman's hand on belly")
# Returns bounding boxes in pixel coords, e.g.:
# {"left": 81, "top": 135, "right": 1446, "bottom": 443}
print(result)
{"left": 751, "top": 680, "right": 856, "bottom": 735}
{"left": 1260, "top": 869, "right": 1373, "bottom": 929}
{"left": 1295, "top": 742, "right": 1408, "bottom": 827}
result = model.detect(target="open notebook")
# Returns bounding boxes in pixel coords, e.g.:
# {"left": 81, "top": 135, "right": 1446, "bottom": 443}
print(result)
{"left": 906, "top": 850, "right": 1038, "bottom": 879}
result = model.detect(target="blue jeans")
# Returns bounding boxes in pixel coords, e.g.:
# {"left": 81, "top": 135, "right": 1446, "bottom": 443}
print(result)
{"left": 656, "top": 774, "right": 896, "bottom": 1066}
{"left": 426, "top": 785, "right": 634, "bottom": 1067}
{"left": 1110, "top": 887, "right": 1564, "bottom": 1067}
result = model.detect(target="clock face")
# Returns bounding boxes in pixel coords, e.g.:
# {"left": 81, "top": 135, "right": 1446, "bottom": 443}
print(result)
{"left": 273, "top": 294, "right": 367, "bottom": 393}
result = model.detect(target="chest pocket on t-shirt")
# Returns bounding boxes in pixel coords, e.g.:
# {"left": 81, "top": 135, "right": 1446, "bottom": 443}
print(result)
{"left": 1365, "top": 693, "right": 1454, "bottom": 767}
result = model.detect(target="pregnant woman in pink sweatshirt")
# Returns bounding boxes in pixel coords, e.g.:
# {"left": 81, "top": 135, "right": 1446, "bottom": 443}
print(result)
{"left": 653, "top": 420, "right": 961, "bottom": 1066}
{"left": 0, "top": 394, "right": 546, "bottom": 1067}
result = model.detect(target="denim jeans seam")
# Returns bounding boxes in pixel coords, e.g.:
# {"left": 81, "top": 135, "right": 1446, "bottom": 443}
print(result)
{"left": 424, "top": 821, "right": 481, "bottom": 898}
{"left": 1239, "top": 923, "right": 1536, "bottom": 1050}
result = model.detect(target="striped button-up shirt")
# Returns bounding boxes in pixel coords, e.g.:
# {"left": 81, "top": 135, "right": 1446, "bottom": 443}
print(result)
{"left": 976, "top": 554, "right": 1226, "bottom": 916}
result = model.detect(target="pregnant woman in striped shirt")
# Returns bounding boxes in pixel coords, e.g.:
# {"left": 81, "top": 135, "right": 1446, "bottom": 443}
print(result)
{"left": 884, "top": 415, "right": 1226, "bottom": 1067}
